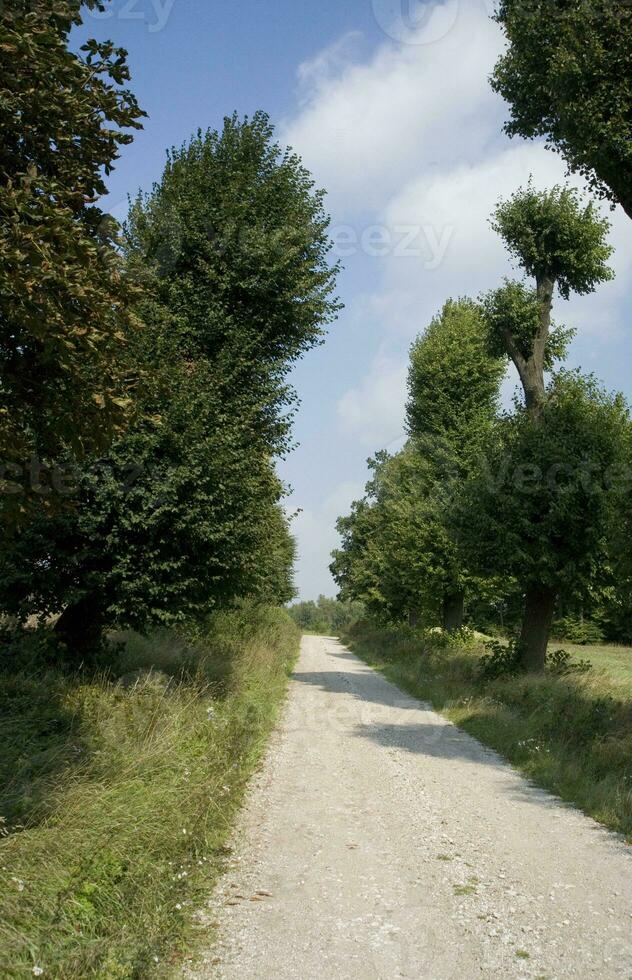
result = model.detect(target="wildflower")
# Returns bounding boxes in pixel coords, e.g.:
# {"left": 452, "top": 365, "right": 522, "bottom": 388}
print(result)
{"left": 182, "top": 828, "right": 187, "bottom": 835}
{"left": 175, "top": 903, "right": 182, "bottom": 910}
{"left": 11, "top": 877, "right": 25, "bottom": 892}
{"left": 32, "top": 968, "right": 44, "bottom": 977}
{"left": 206, "top": 706, "right": 216, "bottom": 720}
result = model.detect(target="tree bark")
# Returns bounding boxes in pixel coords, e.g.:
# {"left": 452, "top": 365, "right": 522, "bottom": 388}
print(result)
{"left": 408, "top": 609, "right": 420, "bottom": 628}
{"left": 442, "top": 590, "right": 464, "bottom": 633}
{"left": 54, "top": 592, "right": 106, "bottom": 658}
{"left": 518, "top": 584, "right": 557, "bottom": 673}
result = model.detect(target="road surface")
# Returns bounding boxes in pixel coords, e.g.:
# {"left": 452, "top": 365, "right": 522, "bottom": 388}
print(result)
{"left": 188, "top": 634, "right": 632, "bottom": 979}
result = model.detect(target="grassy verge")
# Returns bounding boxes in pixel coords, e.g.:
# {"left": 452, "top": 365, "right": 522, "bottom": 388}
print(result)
{"left": 0, "top": 604, "right": 299, "bottom": 979}
{"left": 342, "top": 620, "right": 632, "bottom": 841}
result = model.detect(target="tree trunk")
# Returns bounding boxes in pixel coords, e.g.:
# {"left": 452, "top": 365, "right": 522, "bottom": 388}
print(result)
{"left": 518, "top": 585, "right": 557, "bottom": 673}
{"left": 54, "top": 592, "right": 106, "bottom": 658}
{"left": 408, "top": 609, "right": 420, "bottom": 628}
{"left": 442, "top": 591, "right": 464, "bottom": 633}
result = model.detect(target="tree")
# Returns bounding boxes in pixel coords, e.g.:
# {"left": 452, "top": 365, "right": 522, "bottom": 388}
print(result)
{"left": 479, "top": 184, "right": 614, "bottom": 669}
{"left": 456, "top": 372, "right": 629, "bottom": 669}
{"left": 406, "top": 298, "right": 506, "bottom": 627}
{"left": 492, "top": 1, "right": 632, "bottom": 219}
{"left": 0, "top": 1, "right": 145, "bottom": 519}
{"left": 332, "top": 299, "right": 504, "bottom": 631}
{"left": 0, "top": 114, "right": 338, "bottom": 651}
{"left": 485, "top": 184, "right": 612, "bottom": 420}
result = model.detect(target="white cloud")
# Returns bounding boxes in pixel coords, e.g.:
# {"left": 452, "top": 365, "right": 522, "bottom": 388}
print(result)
{"left": 282, "top": 0, "right": 504, "bottom": 216}
{"left": 337, "top": 352, "right": 408, "bottom": 449}
{"left": 281, "top": 0, "right": 632, "bottom": 595}
{"left": 289, "top": 480, "right": 366, "bottom": 599}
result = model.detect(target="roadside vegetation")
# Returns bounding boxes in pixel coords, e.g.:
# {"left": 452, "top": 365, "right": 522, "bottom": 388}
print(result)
{"left": 343, "top": 620, "right": 632, "bottom": 841}
{"left": 0, "top": 607, "right": 299, "bottom": 978}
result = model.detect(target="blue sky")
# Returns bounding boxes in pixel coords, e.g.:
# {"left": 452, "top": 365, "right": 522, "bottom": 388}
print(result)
{"left": 80, "top": 0, "right": 632, "bottom": 600}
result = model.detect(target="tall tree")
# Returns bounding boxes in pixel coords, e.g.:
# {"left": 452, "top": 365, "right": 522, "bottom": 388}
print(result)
{"left": 477, "top": 185, "right": 615, "bottom": 669}
{"left": 332, "top": 299, "right": 504, "bottom": 631}
{"left": 0, "top": 1, "right": 145, "bottom": 518}
{"left": 406, "top": 298, "right": 505, "bottom": 628}
{"left": 0, "top": 114, "right": 338, "bottom": 651}
{"left": 456, "top": 372, "right": 629, "bottom": 669}
{"left": 492, "top": 1, "right": 632, "bottom": 219}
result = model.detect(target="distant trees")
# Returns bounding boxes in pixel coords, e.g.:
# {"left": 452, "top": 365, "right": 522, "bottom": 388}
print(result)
{"left": 0, "top": 112, "right": 340, "bottom": 653}
{"left": 492, "top": 1, "right": 632, "bottom": 220}
{"left": 288, "top": 596, "right": 364, "bottom": 634}
{"left": 0, "top": 1, "right": 145, "bottom": 522}
{"left": 331, "top": 299, "right": 504, "bottom": 631}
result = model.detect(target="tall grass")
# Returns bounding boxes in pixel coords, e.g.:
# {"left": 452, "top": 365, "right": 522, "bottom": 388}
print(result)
{"left": 0, "top": 604, "right": 299, "bottom": 978}
{"left": 343, "top": 620, "right": 632, "bottom": 841}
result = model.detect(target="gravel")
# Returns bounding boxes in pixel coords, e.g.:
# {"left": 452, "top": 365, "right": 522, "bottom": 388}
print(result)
{"left": 186, "top": 634, "right": 632, "bottom": 979}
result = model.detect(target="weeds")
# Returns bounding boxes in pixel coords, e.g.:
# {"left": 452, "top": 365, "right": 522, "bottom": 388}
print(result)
{"left": 0, "top": 604, "right": 299, "bottom": 978}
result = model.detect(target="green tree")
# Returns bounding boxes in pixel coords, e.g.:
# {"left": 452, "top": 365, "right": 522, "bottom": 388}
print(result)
{"left": 0, "top": 114, "right": 338, "bottom": 651}
{"left": 479, "top": 185, "right": 613, "bottom": 669}
{"left": 0, "top": 1, "right": 145, "bottom": 517}
{"left": 492, "top": 1, "right": 632, "bottom": 219}
{"left": 332, "top": 299, "right": 504, "bottom": 631}
{"left": 457, "top": 372, "right": 629, "bottom": 667}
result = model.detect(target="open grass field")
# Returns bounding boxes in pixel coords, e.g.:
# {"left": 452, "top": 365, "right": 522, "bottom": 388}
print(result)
{"left": 342, "top": 622, "right": 632, "bottom": 842}
{"left": 0, "top": 605, "right": 299, "bottom": 979}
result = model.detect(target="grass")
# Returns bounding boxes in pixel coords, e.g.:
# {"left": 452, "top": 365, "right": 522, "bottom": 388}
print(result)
{"left": 0, "top": 604, "right": 299, "bottom": 979}
{"left": 342, "top": 620, "right": 632, "bottom": 841}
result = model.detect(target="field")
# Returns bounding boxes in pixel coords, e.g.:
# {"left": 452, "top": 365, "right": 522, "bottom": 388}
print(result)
{"left": 0, "top": 605, "right": 299, "bottom": 979}
{"left": 342, "top": 622, "right": 632, "bottom": 841}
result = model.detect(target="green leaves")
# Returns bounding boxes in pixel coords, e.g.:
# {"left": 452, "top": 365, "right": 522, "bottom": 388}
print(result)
{"left": 491, "top": 184, "right": 613, "bottom": 297}
{"left": 0, "top": 1, "right": 145, "bottom": 519}
{"left": 492, "top": 1, "right": 632, "bottom": 218}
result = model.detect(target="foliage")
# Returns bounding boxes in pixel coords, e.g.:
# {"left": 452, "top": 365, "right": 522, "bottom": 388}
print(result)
{"left": 479, "top": 638, "right": 592, "bottom": 681}
{"left": 406, "top": 297, "right": 505, "bottom": 452}
{"left": 0, "top": 114, "right": 340, "bottom": 643}
{"left": 552, "top": 616, "right": 606, "bottom": 646}
{"left": 455, "top": 371, "right": 630, "bottom": 602}
{"left": 344, "top": 621, "right": 632, "bottom": 840}
{"left": 0, "top": 0, "right": 145, "bottom": 509}
{"left": 332, "top": 299, "right": 504, "bottom": 626}
{"left": 492, "top": 1, "right": 632, "bottom": 219}
{"left": 0, "top": 605, "right": 300, "bottom": 978}
{"left": 490, "top": 183, "right": 613, "bottom": 299}
{"left": 287, "top": 596, "right": 364, "bottom": 634}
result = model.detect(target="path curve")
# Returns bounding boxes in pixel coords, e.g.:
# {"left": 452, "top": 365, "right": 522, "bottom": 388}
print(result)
{"left": 188, "top": 634, "right": 632, "bottom": 979}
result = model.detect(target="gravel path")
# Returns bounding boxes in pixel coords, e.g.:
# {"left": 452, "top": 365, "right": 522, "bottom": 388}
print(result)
{"left": 187, "top": 634, "right": 632, "bottom": 979}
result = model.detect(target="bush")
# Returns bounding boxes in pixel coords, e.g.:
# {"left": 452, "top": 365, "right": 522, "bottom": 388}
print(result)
{"left": 552, "top": 616, "right": 605, "bottom": 645}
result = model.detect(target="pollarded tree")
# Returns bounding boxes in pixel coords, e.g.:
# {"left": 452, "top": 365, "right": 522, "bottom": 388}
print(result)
{"left": 457, "top": 372, "right": 629, "bottom": 670}
{"left": 0, "top": 1, "right": 145, "bottom": 517}
{"left": 478, "top": 184, "right": 614, "bottom": 669}
{"left": 492, "top": 1, "right": 632, "bottom": 219}
{"left": 485, "top": 184, "right": 613, "bottom": 420}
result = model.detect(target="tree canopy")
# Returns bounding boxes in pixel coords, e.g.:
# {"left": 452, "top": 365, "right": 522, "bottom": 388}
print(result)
{"left": 0, "top": 0, "right": 145, "bottom": 512}
{"left": 492, "top": 1, "right": 632, "bottom": 219}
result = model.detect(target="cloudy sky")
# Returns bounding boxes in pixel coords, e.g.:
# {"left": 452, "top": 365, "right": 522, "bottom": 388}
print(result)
{"left": 82, "top": 0, "right": 632, "bottom": 599}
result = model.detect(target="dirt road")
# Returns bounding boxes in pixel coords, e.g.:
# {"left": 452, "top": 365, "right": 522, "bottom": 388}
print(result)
{"left": 189, "top": 634, "right": 632, "bottom": 979}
